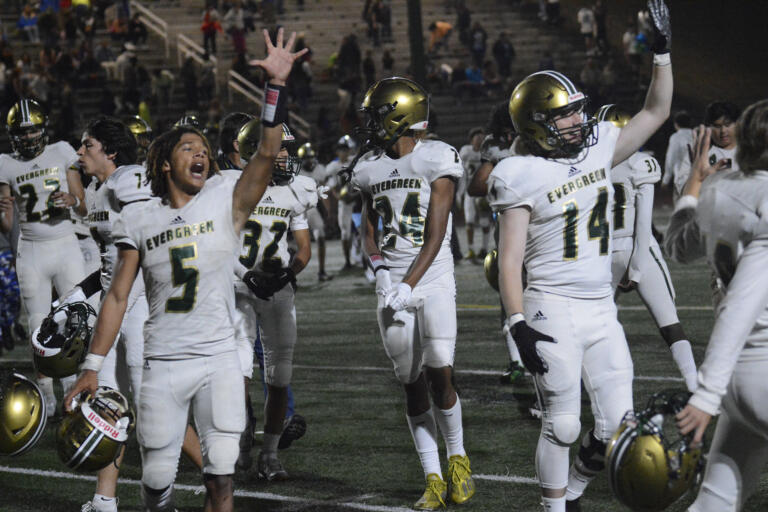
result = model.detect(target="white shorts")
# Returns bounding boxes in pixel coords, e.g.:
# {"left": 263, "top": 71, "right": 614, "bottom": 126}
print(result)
{"left": 138, "top": 350, "right": 245, "bottom": 488}
{"left": 16, "top": 234, "right": 85, "bottom": 333}
{"left": 338, "top": 201, "right": 354, "bottom": 241}
{"left": 376, "top": 265, "right": 457, "bottom": 384}
{"left": 690, "top": 358, "right": 768, "bottom": 512}
{"left": 611, "top": 237, "right": 678, "bottom": 328}
{"left": 306, "top": 207, "right": 325, "bottom": 240}
{"left": 524, "top": 289, "right": 634, "bottom": 441}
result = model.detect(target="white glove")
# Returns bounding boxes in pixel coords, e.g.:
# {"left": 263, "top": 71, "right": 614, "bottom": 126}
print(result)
{"left": 52, "top": 286, "right": 87, "bottom": 309}
{"left": 375, "top": 269, "right": 392, "bottom": 297}
{"left": 385, "top": 282, "right": 412, "bottom": 312}
{"left": 317, "top": 185, "right": 329, "bottom": 200}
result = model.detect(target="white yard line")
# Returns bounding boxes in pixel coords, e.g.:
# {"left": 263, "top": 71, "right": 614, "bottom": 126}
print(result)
{"left": 475, "top": 473, "right": 538, "bottom": 484}
{"left": 0, "top": 465, "right": 415, "bottom": 512}
{"left": 298, "top": 305, "right": 713, "bottom": 314}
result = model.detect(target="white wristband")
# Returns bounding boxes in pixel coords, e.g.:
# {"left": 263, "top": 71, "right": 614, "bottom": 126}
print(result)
{"left": 80, "top": 353, "right": 105, "bottom": 372}
{"left": 506, "top": 313, "right": 525, "bottom": 327}
{"left": 653, "top": 53, "right": 671, "bottom": 66}
{"left": 71, "top": 195, "right": 81, "bottom": 209}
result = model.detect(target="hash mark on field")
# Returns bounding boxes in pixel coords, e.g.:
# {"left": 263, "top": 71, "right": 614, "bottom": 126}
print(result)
{"left": 292, "top": 364, "right": 683, "bottom": 382}
{"left": 475, "top": 473, "right": 538, "bottom": 484}
{"left": 0, "top": 465, "right": 415, "bottom": 512}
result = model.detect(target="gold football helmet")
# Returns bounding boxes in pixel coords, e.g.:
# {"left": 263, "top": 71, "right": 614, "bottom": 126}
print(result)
{"left": 0, "top": 371, "right": 47, "bottom": 456}
{"left": 57, "top": 387, "right": 135, "bottom": 472}
{"left": 483, "top": 249, "right": 499, "bottom": 291}
{"left": 359, "top": 77, "right": 429, "bottom": 149}
{"left": 124, "top": 115, "right": 152, "bottom": 162}
{"left": 273, "top": 123, "right": 299, "bottom": 183}
{"left": 508, "top": 71, "right": 597, "bottom": 158}
{"left": 236, "top": 118, "right": 261, "bottom": 163}
{"left": 297, "top": 142, "right": 317, "bottom": 173}
{"left": 606, "top": 390, "right": 703, "bottom": 511}
{"left": 31, "top": 302, "right": 96, "bottom": 378}
{"left": 174, "top": 115, "right": 201, "bottom": 129}
{"left": 597, "top": 104, "right": 632, "bottom": 128}
{"left": 7, "top": 99, "right": 48, "bottom": 160}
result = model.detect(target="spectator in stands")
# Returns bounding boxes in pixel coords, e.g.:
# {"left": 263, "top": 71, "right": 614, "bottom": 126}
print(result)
{"left": 17, "top": 5, "right": 40, "bottom": 43}
{"left": 577, "top": 4, "right": 596, "bottom": 54}
{"left": 122, "top": 55, "right": 142, "bottom": 112}
{"left": 469, "top": 22, "right": 487, "bottom": 68}
{"left": 482, "top": 60, "right": 502, "bottom": 97}
{"left": 622, "top": 18, "right": 642, "bottom": 76}
{"left": 94, "top": 40, "right": 114, "bottom": 64}
{"left": 114, "top": 43, "right": 135, "bottom": 83}
{"left": 337, "top": 33, "right": 361, "bottom": 82}
{"left": 381, "top": 49, "right": 394, "bottom": 75}
{"left": 37, "top": 8, "right": 59, "bottom": 47}
{"left": 127, "top": 13, "right": 147, "bottom": 47}
{"left": 180, "top": 55, "right": 198, "bottom": 111}
{"left": 456, "top": 2, "right": 471, "bottom": 49}
{"left": 108, "top": 15, "right": 128, "bottom": 42}
{"left": 428, "top": 20, "right": 452, "bottom": 55}
{"left": 492, "top": 31, "right": 515, "bottom": 79}
{"left": 365, "top": 0, "right": 381, "bottom": 47}
{"left": 546, "top": 0, "right": 561, "bottom": 25}
{"left": 151, "top": 67, "right": 174, "bottom": 113}
{"left": 201, "top": 4, "right": 221, "bottom": 55}
{"left": 362, "top": 49, "right": 375, "bottom": 88}
{"left": 224, "top": 2, "right": 246, "bottom": 55}
{"left": 593, "top": 0, "right": 607, "bottom": 52}
{"left": 199, "top": 52, "right": 216, "bottom": 105}
{"left": 663, "top": 110, "right": 694, "bottom": 191}
{"left": 39, "top": 0, "right": 59, "bottom": 12}
{"left": 289, "top": 41, "right": 312, "bottom": 111}
{"left": 379, "top": 0, "right": 392, "bottom": 43}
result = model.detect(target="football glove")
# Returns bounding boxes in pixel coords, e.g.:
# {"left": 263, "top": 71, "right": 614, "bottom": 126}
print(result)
{"left": 385, "top": 282, "right": 412, "bottom": 312}
{"left": 243, "top": 268, "right": 295, "bottom": 300}
{"left": 375, "top": 268, "right": 392, "bottom": 297}
{"left": 317, "top": 185, "right": 329, "bottom": 200}
{"left": 648, "top": 0, "right": 671, "bottom": 54}
{"left": 503, "top": 317, "right": 555, "bottom": 375}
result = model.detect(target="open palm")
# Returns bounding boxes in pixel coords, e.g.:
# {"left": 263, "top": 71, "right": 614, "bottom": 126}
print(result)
{"left": 249, "top": 28, "right": 308, "bottom": 85}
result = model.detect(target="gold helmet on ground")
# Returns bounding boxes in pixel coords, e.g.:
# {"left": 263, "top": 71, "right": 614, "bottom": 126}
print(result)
{"left": 124, "top": 115, "right": 152, "bottom": 161}
{"left": 360, "top": 77, "right": 429, "bottom": 149}
{"left": 508, "top": 71, "right": 596, "bottom": 158}
{"left": 57, "top": 387, "right": 135, "bottom": 472}
{"left": 606, "top": 390, "right": 703, "bottom": 511}
{"left": 7, "top": 99, "right": 48, "bottom": 160}
{"left": 236, "top": 118, "right": 261, "bottom": 162}
{"left": 0, "top": 371, "right": 47, "bottom": 456}
{"left": 31, "top": 302, "right": 96, "bottom": 378}
{"left": 484, "top": 249, "right": 499, "bottom": 291}
{"left": 597, "top": 104, "right": 632, "bottom": 128}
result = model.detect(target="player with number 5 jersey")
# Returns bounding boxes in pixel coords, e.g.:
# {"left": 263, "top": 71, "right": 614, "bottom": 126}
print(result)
{"left": 351, "top": 77, "right": 475, "bottom": 510}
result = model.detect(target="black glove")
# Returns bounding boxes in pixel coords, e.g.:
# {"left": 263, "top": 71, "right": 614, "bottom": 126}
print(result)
{"left": 647, "top": 0, "right": 671, "bottom": 54}
{"left": 243, "top": 268, "right": 295, "bottom": 300}
{"left": 507, "top": 319, "right": 555, "bottom": 375}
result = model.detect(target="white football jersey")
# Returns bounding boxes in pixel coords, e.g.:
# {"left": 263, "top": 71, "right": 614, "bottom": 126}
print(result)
{"left": 488, "top": 122, "right": 621, "bottom": 299}
{"left": 114, "top": 174, "right": 240, "bottom": 359}
{"left": 231, "top": 173, "right": 317, "bottom": 272}
{"left": 697, "top": 170, "right": 768, "bottom": 355}
{"left": 352, "top": 140, "right": 463, "bottom": 269}
{"left": 87, "top": 164, "right": 151, "bottom": 291}
{"left": 611, "top": 152, "right": 661, "bottom": 240}
{"left": 674, "top": 143, "right": 738, "bottom": 197}
{"left": 0, "top": 141, "right": 78, "bottom": 240}
{"left": 459, "top": 144, "right": 482, "bottom": 195}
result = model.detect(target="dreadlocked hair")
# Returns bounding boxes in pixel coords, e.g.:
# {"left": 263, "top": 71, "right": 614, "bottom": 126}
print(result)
{"left": 145, "top": 126, "right": 219, "bottom": 200}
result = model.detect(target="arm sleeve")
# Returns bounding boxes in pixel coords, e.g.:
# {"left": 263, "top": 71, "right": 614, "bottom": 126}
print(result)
{"left": 689, "top": 235, "right": 768, "bottom": 415}
{"left": 627, "top": 183, "right": 654, "bottom": 282}
{"left": 663, "top": 196, "right": 704, "bottom": 263}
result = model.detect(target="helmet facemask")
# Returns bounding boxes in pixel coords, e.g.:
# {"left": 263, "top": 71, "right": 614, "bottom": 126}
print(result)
{"left": 32, "top": 302, "right": 96, "bottom": 378}
{"left": 10, "top": 126, "right": 48, "bottom": 160}
{"left": 272, "top": 124, "right": 299, "bottom": 185}
{"left": 531, "top": 97, "right": 597, "bottom": 159}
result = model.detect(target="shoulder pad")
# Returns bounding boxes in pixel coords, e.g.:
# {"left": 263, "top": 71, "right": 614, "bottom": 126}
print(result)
{"left": 412, "top": 140, "right": 463, "bottom": 181}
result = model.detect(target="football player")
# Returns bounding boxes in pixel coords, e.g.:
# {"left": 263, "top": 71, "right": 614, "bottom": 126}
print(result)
{"left": 598, "top": 105, "right": 697, "bottom": 393}
{"left": 124, "top": 115, "right": 153, "bottom": 164}
{"left": 351, "top": 77, "right": 475, "bottom": 510}
{"left": 298, "top": 142, "right": 333, "bottom": 281}
{"left": 675, "top": 100, "right": 768, "bottom": 512}
{"left": 673, "top": 101, "right": 740, "bottom": 200}
{"left": 662, "top": 110, "right": 694, "bottom": 194}
{"left": 458, "top": 127, "right": 489, "bottom": 261}
{"left": 227, "top": 123, "right": 316, "bottom": 480}
{"left": 64, "top": 29, "right": 306, "bottom": 512}
{"left": 326, "top": 134, "right": 359, "bottom": 269}
{"left": 0, "top": 98, "right": 87, "bottom": 415}
{"left": 487, "top": 2, "right": 673, "bottom": 510}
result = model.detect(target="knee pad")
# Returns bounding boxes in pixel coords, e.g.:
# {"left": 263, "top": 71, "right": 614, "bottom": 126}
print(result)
{"left": 141, "top": 484, "right": 174, "bottom": 512}
{"left": 421, "top": 337, "right": 456, "bottom": 369}
{"left": 543, "top": 414, "right": 581, "bottom": 447}
{"left": 142, "top": 461, "right": 178, "bottom": 492}
{"left": 202, "top": 433, "right": 239, "bottom": 476}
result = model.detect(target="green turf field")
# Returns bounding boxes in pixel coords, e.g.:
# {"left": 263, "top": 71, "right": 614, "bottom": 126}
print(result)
{"left": 1, "top": 230, "right": 767, "bottom": 511}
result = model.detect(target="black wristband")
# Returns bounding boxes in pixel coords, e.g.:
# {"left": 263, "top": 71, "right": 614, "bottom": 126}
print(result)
{"left": 373, "top": 264, "right": 390, "bottom": 275}
{"left": 262, "top": 84, "right": 287, "bottom": 127}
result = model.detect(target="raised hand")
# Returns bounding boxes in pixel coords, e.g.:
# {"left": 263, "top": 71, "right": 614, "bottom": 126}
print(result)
{"left": 682, "top": 125, "right": 729, "bottom": 197}
{"left": 249, "top": 28, "right": 309, "bottom": 86}
{"left": 648, "top": 0, "right": 671, "bottom": 53}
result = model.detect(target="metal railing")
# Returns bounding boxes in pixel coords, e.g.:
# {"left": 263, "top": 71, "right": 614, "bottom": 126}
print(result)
{"left": 227, "top": 70, "right": 311, "bottom": 139}
{"left": 130, "top": 0, "right": 169, "bottom": 59}
{"left": 177, "top": 33, "right": 219, "bottom": 94}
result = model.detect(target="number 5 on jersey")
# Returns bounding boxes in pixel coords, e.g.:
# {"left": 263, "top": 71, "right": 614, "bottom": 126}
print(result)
{"left": 167, "top": 243, "right": 199, "bottom": 313}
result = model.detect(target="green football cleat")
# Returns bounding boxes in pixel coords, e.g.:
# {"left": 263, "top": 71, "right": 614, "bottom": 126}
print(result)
{"left": 414, "top": 473, "right": 447, "bottom": 510}
{"left": 447, "top": 454, "right": 476, "bottom": 504}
